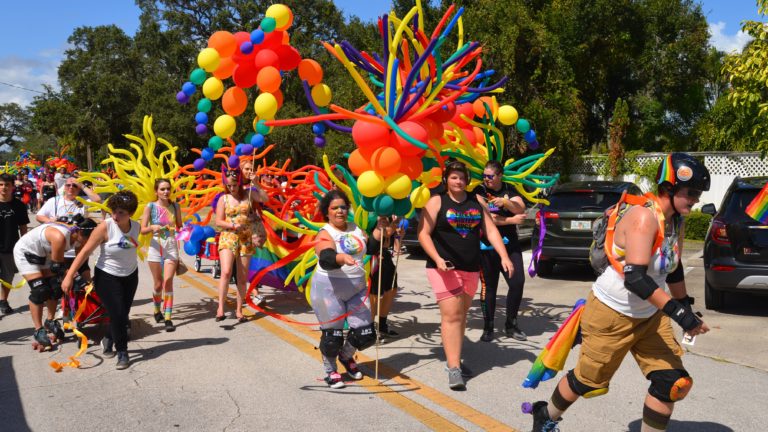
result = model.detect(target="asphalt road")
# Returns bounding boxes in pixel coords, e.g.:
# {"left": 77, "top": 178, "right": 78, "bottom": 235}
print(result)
{"left": 1, "top": 239, "right": 766, "bottom": 431}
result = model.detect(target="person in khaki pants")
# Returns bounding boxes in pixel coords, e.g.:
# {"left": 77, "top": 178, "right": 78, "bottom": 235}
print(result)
{"left": 529, "top": 153, "right": 712, "bottom": 432}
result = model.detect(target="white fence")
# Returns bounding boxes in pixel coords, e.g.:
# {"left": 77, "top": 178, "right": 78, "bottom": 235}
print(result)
{"left": 568, "top": 152, "right": 768, "bottom": 210}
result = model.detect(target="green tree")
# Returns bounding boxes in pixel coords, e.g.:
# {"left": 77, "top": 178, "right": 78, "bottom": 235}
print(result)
{"left": 608, "top": 98, "right": 629, "bottom": 177}
{"left": 0, "top": 103, "right": 31, "bottom": 147}
{"left": 722, "top": 0, "right": 768, "bottom": 156}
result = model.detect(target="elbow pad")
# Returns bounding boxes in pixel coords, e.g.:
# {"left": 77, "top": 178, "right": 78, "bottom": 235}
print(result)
{"left": 623, "top": 264, "right": 658, "bottom": 300}
{"left": 665, "top": 263, "right": 684, "bottom": 284}
{"left": 318, "top": 249, "right": 341, "bottom": 270}
{"left": 366, "top": 236, "right": 381, "bottom": 256}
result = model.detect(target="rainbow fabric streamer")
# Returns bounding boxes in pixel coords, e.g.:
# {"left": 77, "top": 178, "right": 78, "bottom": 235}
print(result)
{"left": 522, "top": 298, "right": 586, "bottom": 389}
{"left": 746, "top": 181, "right": 768, "bottom": 225}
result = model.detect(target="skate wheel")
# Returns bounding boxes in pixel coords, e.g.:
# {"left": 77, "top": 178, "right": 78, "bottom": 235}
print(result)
{"left": 32, "top": 342, "right": 39, "bottom": 350}
{"left": 521, "top": 402, "right": 533, "bottom": 414}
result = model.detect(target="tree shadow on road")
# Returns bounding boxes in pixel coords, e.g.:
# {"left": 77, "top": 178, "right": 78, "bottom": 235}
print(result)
{"left": 0, "top": 356, "right": 32, "bottom": 432}
{"left": 628, "top": 419, "right": 733, "bottom": 431}
{"left": 130, "top": 336, "right": 228, "bottom": 363}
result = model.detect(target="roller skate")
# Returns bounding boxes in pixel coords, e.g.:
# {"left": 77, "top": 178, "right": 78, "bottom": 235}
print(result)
{"left": 522, "top": 401, "right": 561, "bottom": 432}
{"left": 31, "top": 327, "right": 54, "bottom": 352}
{"left": 44, "top": 318, "right": 66, "bottom": 342}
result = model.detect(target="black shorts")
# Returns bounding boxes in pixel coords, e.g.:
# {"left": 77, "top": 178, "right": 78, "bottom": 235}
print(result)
{"left": 370, "top": 250, "right": 397, "bottom": 296}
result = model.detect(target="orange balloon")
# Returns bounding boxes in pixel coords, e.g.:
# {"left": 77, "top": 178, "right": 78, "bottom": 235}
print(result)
{"left": 222, "top": 87, "right": 248, "bottom": 116}
{"left": 400, "top": 156, "right": 423, "bottom": 180}
{"left": 473, "top": 127, "right": 485, "bottom": 145}
{"left": 426, "top": 167, "right": 442, "bottom": 188}
{"left": 298, "top": 59, "right": 323, "bottom": 86}
{"left": 273, "top": 89, "right": 284, "bottom": 109}
{"left": 472, "top": 96, "right": 498, "bottom": 118}
{"left": 256, "top": 66, "right": 281, "bottom": 93}
{"left": 370, "top": 146, "right": 402, "bottom": 178}
{"left": 213, "top": 57, "right": 237, "bottom": 80}
{"left": 348, "top": 149, "right": 372, "bottom": 176}
{"left": 208, "top": 31, "right": 237, "bottom": 58}
{"left": 282, "top": 32, "right": 290, "bottom": 44}
{"left": 352, "top": 120, "right": 390, "bottom": 155}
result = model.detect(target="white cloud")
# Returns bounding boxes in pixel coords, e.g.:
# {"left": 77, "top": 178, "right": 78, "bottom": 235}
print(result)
{"left": 708, "top": 21, "right": 753, "bottom": 53}
{"left": 0, "top": 49, "right": 63, "bottom": 108}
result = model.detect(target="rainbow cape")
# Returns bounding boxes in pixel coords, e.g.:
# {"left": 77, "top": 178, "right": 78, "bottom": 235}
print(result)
{"left": 522, "top": 298, "right": 586, "bottom": 389}
{"left": 746, "top": 181, "right": 768, "bottom": 225}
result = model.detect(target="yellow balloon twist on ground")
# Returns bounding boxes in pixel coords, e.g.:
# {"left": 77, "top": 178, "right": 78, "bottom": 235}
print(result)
{"left": 0, "top": 278, "right": 26, "bottom": 290}
{"left": 50, "top": 284, "right": 96, "bottom": 372}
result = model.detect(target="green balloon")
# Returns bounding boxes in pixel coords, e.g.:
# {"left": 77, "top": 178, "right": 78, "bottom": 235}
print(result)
{"left": 421, "top": 157, "right": 438, "bottom": 170}
{"left": 197, "top": 98, "right": 212, "bottom": 113}
{"left": 516, "top": 118, "right": 531, "bottom": 134}
{"left": 208, "top": 136, "right": 224, "bottom": 151}
{"left": 190, "top": 68, "right": 207, "bottom": 86}
{"left": 256, "top": 120, "right": 272, "bottom": 135}
{"left": 374, "top": 195, "right": 394, "bottom": 216}
{"left": 361, "top": 196, "right": 375, "bottom": 212}
{"left": 261, "top": 17, "right": 277, "bottom": 33}
{"left": 244, "top": 132, "right": 255, "bottom": 144}
{"left": 392, "top": 198, "right": 411, "bottom": 216}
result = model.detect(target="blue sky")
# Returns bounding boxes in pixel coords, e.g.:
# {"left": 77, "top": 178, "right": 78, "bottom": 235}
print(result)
{"left": 0, "top": 0, "right": 763, "bottom": 107}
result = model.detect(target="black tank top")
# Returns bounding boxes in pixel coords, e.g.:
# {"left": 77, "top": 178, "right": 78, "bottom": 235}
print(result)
{"left": 426, "top": 193, "right": 483, "bottom": 271}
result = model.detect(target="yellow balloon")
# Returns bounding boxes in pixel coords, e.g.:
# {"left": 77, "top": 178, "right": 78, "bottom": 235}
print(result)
{"left": 498, "top": 105, "right": 519, "bottom": 126}
{"left": 202, "top": 77, "right": 224, "bottom": 100}
{"left": 385, "top": 173, "right": 412, "bottom": 199}
{"left": 197, "top": 48, "right": 221, "bottom": 73}
{"left": 254, "top": 93, "right": 278, "bottom": 119}
{"left": 311, "top": 84, "right": 332, "bottom": 107}
{"left": 357, "top": 170, "right": 385, "bottom": 197}
{"left": 410, "top": 185, "right": 431, "bottom": 208}
{"left": 213, "top": 114, "right": 236, "bottom": 138}
{"left": 265, "top": 4, "right": 293, "bottom": 30}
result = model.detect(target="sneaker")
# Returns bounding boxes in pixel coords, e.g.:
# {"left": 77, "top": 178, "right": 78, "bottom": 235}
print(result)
{"left": 253, "top": 294, "right": 266, "bottom": 306}
{"left": 505, "top": 319, "right": 527, "bottom": 341}
{"left": 339, "top": 355, "right": 363, "bottom": 380}
{"left": 115, "top": 351, "right": 130, "bottom": 370}
{"left": 0, "top": 300, "right": 13, "bottom": 315}
{"left": 101, "top": 337, "right": 116, "bottom": 358}
{"left": 164, "top": 320, "right": 176, "bottom": 332}
{"left": 379, "top": 324, "right": 399, "bottom": 338}
{"left": 154, "top": 312, "right": 164, "bottom": 323}
{"left": 480, "top": 328, "right": 494, "bottom": 342}
{"left": 324, "top": 371, "right": 345, "bottom": 389}
{"left": 531, "top": 401, "right": 561, "bottom": 432}
{"left": 446, "top": 367, "right": 466, "bottom": 390}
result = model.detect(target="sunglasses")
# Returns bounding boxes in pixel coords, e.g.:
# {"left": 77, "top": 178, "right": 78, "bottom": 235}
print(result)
{"left": 684, "top": 189, "right": 703, "bottom": 199}
{"left": 483, "top": 174, "right": 497, "bottom": 180}
{"left": 65, "top": 184, "right": 80, "bottom": 189}
{"left": 225, "top": 171, "right": 240, "bottom": 177}
{"left": 330, "top": 205, "right": 349, "bottom": 211}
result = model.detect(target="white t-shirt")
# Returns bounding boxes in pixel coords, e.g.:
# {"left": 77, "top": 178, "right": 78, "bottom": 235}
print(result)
{"left": 37, "top": 196, "right": 87, "bottom": 258}
{"left": 13, "top": 223, "right": 72, "bottom": 266}
{"left": 95, "top": 219, "right": 140, "bottom": 277}
{"left": 314, "top": 223, "right": 367, "bottom": 279}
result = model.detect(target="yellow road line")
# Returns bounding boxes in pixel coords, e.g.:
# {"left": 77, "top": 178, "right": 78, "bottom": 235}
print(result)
{"left": 179, "top": 271, "right": 519, "bottom": 432}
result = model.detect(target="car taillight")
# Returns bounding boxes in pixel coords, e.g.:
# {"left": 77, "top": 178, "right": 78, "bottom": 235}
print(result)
{"left": 711, "top": 265, "right": 735, "bottom": 272}
{"left": 710, "top": 219, "right": 730, "bottom": 245}
{"left": 534, "top": 211, "right": 559, "bottom": 225}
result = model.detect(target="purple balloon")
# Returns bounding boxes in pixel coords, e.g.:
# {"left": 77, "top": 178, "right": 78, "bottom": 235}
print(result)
{"left": 193, "top": 158, "right": 206, "bottom": 171}
{"left": 529, "top": 140, "right": 540, "bottom": 150}
{"left": 176, "top": 91, "right": 190, "bottom": 104}
{"left": 314, "top": 136, "right": 326, "bottom": 147}
{"left": 228, "top": 154, "right": 240, "bottom": 168}
{"left": 241, "top": 144, "right": 254, "bottom": 155}
{"left": 240, "top": 41, "right": 254, "bottom": 54}
{"left": 195, "top": 124, "right": 208, "bottom": 135}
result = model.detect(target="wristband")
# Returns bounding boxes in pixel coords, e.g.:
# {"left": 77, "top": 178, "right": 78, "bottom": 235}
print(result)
{"left": 662, "top": 299, "right": 700, "bottom": 331}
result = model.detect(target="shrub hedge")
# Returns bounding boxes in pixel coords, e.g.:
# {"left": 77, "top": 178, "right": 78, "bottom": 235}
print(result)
{"left": 684, "top": 210, "right": 712, "bottom": 240}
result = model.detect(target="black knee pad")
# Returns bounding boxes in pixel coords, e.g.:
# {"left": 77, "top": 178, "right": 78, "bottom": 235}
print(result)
{"left": 28, "top": 277, "right": 53, "bottom": 305}
{"left": 567, "top": 369, "right": 609, "bottom": 398}
{"left": 319, "top": 329, "right": 344, "bottom": 358}
{"left": 647, "top": 369, "right": 693, "bottom": 402}
{"left": 49, "top": 277, "right": 64, "bottom": 301}
{"left": 347, "top": 323, "right": 376, "bottom": 350}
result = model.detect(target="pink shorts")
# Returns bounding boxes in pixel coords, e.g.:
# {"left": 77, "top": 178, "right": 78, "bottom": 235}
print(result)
{"left": 426, "top": 268, "right": 480, "bottom": 302}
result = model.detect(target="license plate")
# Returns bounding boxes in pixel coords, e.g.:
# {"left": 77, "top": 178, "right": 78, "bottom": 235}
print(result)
{"left": 571, "top": 220, "right": 592, "bottom": 230}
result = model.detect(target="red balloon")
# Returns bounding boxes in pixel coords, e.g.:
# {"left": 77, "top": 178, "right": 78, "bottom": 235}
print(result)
{"left": 232, "top": 63, "right": 258, "bottom": 89}
{"left": 392, "top": 121, "right": 428, "bottom": 157}
{"left": 352, "top": 120, "right": 390, "bottom": 154}
{"left": 230, "top": 32, "right": 256, "bottom": 64}
{"left": 460, "top": 127, "right": 478, "bottom": 145}
{"left": 429, "top": 101, "right": 456, "bottom": 123}
{"left": 451, "top": 102, "right": 475, "bottom": 127}
{"left": 400, "top": 155, "right": 423, "bottom": 180}
{"left": 253, "top": 49, "right": 279, "bottom": 70}
{"left": 274, "top": 45, "right": 301, "bottom": 71}
{"left": 421, "top": 117, "right": 444, "bottom": 140}
{"left": 261, "top": 31, "right": 285, "bottom": 49}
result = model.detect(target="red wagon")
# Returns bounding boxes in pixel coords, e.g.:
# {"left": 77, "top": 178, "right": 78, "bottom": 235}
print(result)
{"left": 194, "top": 233, "right": 222, "bottom": 279}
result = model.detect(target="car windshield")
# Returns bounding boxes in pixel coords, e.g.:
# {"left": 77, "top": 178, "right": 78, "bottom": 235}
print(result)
{"left": 547, "top": 191, "right": 622, "bottom": 212}
{"left": 723, "top": 189, "right": 760, "bottom": 220}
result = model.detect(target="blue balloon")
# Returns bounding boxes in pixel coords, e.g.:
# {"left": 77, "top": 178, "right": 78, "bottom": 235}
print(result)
{"left": 235, "top": 144, "right": 245, "bottom": 156}
{"left": 190, "top": 226, "right": 205, "bottom": 243}
{"left": 195, "top": 112, "right": 208, "bottom": 124}
{"left": 202, "top": 226, "right": 216, "bottom": 239}
{"left": 183, "top": 241, "right": 201, "bottom": 256}
{"left": 182, "top": 81, "right": 196, "bottom": 96}
{"left": 312, "top": 122, "right": 326, "bottom": 135}
{"left": 250, "top": 133, "right": 265, "bottom": 148}
{"left": 201, "top": 147, "right": 215, "bottom": 161}
{"left": 251, "top": 29, "right": 265, "bottom": 44}
{"left": 524, "top": 129, "right": 537, "bottom": 143}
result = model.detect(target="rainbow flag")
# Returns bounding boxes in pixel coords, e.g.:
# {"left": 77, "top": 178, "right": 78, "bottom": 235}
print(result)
{"left": 746, "top": 181, "right": 768, "bottom": 225}
{"left": 522, "top": 299, "right": 586, "bottom": 389}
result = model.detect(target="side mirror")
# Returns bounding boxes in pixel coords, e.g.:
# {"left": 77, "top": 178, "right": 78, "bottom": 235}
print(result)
{"left": 700, "top": 203, "right": 716, "bottom": 216}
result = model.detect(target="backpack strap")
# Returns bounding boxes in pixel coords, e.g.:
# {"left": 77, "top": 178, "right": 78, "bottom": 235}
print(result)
{"left": 604, "top": 191, "right": 666, "bottom": 275}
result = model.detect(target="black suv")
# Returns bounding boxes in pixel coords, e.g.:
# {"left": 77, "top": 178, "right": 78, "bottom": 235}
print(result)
{"left": 702, "top": 176, "right": 768, "bottom": 310}
{"left": 532, "top": 181, "right": 642, "bottom": 276}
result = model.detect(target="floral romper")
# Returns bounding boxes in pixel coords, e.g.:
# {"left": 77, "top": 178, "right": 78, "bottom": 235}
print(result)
{"left": 218, "top": 195, "right": 265, "bottom": 256}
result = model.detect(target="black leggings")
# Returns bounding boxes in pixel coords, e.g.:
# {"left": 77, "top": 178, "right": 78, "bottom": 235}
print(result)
{"left": 479, "top": 246, "right": 525, "bottom": 324}
{"left": 94, "top": 267, "right": 138, "bottom": 352}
